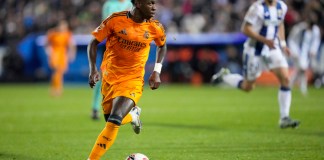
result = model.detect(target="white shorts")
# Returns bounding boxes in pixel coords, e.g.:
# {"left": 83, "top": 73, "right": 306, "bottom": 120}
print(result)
{"left": 243, "top": 47, "right": 288, "bottom": 81}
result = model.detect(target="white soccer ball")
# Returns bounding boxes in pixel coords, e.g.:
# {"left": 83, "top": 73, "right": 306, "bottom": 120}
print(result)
{"left": 125, "top": 153, "right": 149, "bottom": 160}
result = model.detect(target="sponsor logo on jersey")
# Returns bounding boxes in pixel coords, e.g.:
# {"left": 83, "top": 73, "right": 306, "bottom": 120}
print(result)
{"left": 115, "top": 36, "right": 147, "bottom": 52}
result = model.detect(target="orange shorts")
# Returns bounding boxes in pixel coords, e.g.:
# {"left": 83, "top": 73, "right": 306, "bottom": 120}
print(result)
{"left": 101, "top": 79, "right": 144, "bottom": 114}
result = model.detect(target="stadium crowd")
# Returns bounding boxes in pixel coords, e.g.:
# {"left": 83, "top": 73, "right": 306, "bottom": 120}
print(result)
{"left": 0, "top": 0, "right": 323, "bottom": 83}
{"left": 1, "top": 0, "right": 323, "bottom": 43}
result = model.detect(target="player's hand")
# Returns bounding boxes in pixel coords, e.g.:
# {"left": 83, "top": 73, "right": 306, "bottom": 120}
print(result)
{"left": 264, "top": 39, "right": 275, "bottom": 49}
{"left": 148, "top": 71, "right": 161, "bottom": 90}
{"left": 89, "top": 70, "right": 100, "bottom": 88}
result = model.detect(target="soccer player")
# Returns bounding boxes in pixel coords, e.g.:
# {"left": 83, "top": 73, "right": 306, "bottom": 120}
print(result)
{"left": 288, "top": 10, "right": 321, "bottom": 96}
{"left": 87, "top": 0, "right": 167, "bottom": 159}
{"left": 211, "top": 0, "right": 300, "bottom": 129}
{"left": 45, "top": 20, "right": 76, "bottom": 97}
{"left": 91, "top": 0, "right": 133, "bottom": 120}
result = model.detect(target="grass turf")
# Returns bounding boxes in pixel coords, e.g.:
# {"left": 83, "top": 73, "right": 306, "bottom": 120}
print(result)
{"left": 0, "top": 83, "right": 323, "bottom": 160}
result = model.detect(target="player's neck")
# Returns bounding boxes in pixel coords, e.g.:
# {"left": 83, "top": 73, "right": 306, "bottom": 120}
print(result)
{"left": 129, "top": 10, "right": 146, "bottom": 23}
{"left": 265, "top": 0, "right": 276, "bottom": 6}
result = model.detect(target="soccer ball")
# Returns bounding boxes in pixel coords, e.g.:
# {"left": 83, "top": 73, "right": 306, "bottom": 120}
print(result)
{"left": 125, "top": 153, "right": 149, "bottom": 160}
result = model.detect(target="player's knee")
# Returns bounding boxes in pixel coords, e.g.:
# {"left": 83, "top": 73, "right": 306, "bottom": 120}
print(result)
{"left": 281, "top": 76, "right": 290, "bottom": 86}
{"left": 107, "top": 114, "right": 123, "bottom": 126}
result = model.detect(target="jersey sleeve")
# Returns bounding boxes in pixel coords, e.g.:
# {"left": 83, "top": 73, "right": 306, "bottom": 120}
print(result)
{"left": 153, "top": 22, "right": 166, "bottom": 47}
{"left": 92, "top": 17, "right": 113, "bottom": 42}
{"left": 244, "top": 4, "right": 261, "bottom": 25}
{"left": 280, "top": 1, "right": 288, "bottom": 18}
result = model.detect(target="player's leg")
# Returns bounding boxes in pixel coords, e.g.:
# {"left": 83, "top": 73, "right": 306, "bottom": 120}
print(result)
{"left": 103, "top": 80, "right": 143, "bottom": 133}
{"left": 212, "top": 51, "right": 260, "bottom": 92}
{"left": 269, "top": 50, "right": 300, "bottom": 128}
{"left": 299, "top": 58, "right": 309, "bottom": 96}
{"left": 91, "top": 80, "right": 102, "bottom": 120}
{"left": 88, "top": 80, "right": 144, "bottom": 159}
{"left": 299, "top": 69, "right": 308, "bottom": 96}
{"left": 88, "top": 96, "right": 134, "bottom": 160}
{"left": 50, "top": 69, "right": 63, "bottom": 97}
{"left": 289, "top": 69, "right": 298, "bottom": 88}
{"left": 103, "top": 106, "right": 141, "bottom": 133}
{"left": 272, "top": 67, "right": 300, "bottom": 128}
{"left": 272, "top": 67, "right": 291, "bottom": 118}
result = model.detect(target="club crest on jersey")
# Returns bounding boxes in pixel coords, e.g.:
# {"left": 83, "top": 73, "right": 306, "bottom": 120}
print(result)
{"left": 118, "top": 29, "right": 127, "bottom": 35}
{"left": 144, "top": 31, "right": 149, "bottom": 39}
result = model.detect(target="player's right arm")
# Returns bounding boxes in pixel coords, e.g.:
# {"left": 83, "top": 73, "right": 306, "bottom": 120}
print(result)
{"left": 241, "top": 4, "right": 275, "bottom": 49}
{"left": 88, "top": 16, "right": 112, "bottom": 88}
{"left": 87, "top": 38, "right": 100, "bottom": 88}
{"left": 149, "top": 21, "right": 167, "bottom": 90}
{"left": 241, "top": 22, "right": 275, "bottom": 50}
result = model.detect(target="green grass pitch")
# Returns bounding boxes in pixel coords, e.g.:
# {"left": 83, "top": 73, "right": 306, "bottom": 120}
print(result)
{"left": 0, "top": 83, "right": 323, "bottom": 160}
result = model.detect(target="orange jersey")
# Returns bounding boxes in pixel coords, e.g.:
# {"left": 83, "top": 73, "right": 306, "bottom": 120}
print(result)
{"left": 92, "top": 11, "right": 166, "bottom": 84}
{"left": 47, "top": 30, "right": 72, "bottom": 71}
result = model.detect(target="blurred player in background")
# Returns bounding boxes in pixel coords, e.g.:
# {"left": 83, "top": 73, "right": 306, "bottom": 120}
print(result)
{"left": 288, "top": 10, "right": 321, "bottom": 96}
{"left": 91, "top": 0, "right": 133, "bottom": 120}
{"left": 87, "top": 0, "right": 167, "bottom": 159}
{"left": 211, "top": 0, "right": 300, "bottom": 129}
{"left": 45, "top": 20, "right": 76, "bottom": 97}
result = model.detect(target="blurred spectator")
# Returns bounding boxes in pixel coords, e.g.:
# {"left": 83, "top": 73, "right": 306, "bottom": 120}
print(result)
{"left": 165, "top": 47, "right": 194, "bottom": 83}
{"left": 194, "top": 47, "right": 219, "bottom": 83}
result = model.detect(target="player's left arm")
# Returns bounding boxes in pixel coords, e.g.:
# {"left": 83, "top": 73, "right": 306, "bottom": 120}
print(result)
{"left": 149, "top": 44, "right": 167, "bottom": 90}
{"left": 149, "top": 22, "right": 167, "bottom": 90}
{"left": 278, "top": 22, "right": 291, "bottom": 56}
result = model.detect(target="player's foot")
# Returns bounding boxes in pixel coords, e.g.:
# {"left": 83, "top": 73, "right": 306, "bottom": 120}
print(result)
{"left": 130, "top": 106, "right": 142, "bottom": 134}
{"left": 211, "top": 68, "right": 230, "bottom": 84}
{"left": 279, "top": 117, "right": 300, "bottom": 129}
{"left": 91, "top": 109, "right": 99, "bottom": 120}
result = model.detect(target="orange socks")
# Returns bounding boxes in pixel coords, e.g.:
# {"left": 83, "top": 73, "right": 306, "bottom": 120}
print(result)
{"left": 88, "top": 114, "right": 132, "bottom": 159}
{"left": 88, "top": 122, "right": 120, "bottom": 160}
{"left": 121, "top": 113, "right": 132, "bottom": 125}
{"left": 50, "top": 71, "right": 63, "bottom": 96}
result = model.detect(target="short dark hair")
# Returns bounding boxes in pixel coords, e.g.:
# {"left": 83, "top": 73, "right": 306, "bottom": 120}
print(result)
{"left": 131, "top": 0, "right": 135, "bottom": 5}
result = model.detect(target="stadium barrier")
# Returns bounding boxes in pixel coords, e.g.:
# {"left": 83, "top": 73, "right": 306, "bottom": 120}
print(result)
{"left": 16, "top": 33, "right": 247, "bottom": 84}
